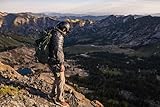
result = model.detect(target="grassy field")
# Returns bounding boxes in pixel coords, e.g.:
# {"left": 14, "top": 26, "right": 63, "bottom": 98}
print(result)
{"left": 65, "top": 43, "right": 160, "bottom": 57}
{"left": 133, "top": 43, "right": 160, "bottom": 57}
{"left": 64, "top": 44, "right": 134, "bottom": 55}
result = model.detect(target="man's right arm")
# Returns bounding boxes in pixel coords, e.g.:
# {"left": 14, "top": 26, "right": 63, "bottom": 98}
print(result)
{"left": 54, "top": 33, "right": 65, "bottom": 72}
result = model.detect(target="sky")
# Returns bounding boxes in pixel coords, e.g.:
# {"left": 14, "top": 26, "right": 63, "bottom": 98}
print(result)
{"left": 0, "top": 0, "right": 160, "bottom": 15}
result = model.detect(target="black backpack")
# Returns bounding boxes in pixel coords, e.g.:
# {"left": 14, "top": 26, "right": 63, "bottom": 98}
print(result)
{"left": 34, "top": 29, "right": 53, "bottom": 64}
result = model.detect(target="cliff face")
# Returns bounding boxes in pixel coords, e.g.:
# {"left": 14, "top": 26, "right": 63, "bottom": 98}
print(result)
{"left": 0, "top": 47, "right": 104, "bottom": 107}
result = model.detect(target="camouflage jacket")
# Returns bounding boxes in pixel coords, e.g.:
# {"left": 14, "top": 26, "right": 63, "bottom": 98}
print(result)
{"left": 48, "top": 28, "right": 65, "bottom": 65}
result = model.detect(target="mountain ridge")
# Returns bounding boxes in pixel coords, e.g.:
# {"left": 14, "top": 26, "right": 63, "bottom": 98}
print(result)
{"left": 0, "top": 12, "right": 160, "bottom": 49}
{"left": 66, "top": 15, "right": 160, "bottom": 48}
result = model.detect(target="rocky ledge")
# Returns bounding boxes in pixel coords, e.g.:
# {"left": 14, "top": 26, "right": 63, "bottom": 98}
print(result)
{"left": 0, "top": 47, "right": 103, "bottom": 107}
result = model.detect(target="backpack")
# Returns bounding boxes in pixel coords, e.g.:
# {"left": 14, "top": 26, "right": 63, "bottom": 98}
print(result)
{"left": 34, "top": 29, "right": 53, "bottom": 64}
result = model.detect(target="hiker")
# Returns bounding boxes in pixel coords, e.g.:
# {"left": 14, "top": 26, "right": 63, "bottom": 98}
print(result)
{"left": 48, "top": 21, "right": 71, "bottom": 107}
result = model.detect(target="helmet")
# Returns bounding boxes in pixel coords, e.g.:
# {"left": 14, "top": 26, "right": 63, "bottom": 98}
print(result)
{"left": 56, "top": 21, "right": 71, "bottom": 33}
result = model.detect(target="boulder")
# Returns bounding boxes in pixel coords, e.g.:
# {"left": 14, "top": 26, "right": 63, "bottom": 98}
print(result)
{"left": 0, "top": 61, "right": 23, "bottom": 79}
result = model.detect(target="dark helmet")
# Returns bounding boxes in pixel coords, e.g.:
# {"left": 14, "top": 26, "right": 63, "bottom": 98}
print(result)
{"left": 56, "top": 21, "right": 71, "bottom": 33}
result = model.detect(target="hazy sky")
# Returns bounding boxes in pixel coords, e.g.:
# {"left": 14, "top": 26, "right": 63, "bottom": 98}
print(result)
{"left": 0, "top": 0, "right": 160, "bottom": 15}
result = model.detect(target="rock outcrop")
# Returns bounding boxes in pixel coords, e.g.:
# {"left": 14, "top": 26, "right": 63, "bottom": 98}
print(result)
{"left": 0, "top": 61, "right": 23, "bottom": 79}
{"left": 0, "top": 47, "right": 104, "bottom": 107}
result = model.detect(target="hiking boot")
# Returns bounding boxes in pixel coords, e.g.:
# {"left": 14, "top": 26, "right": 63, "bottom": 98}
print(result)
{"left": 54, "top": 99, "right": 70, "bottom": 107}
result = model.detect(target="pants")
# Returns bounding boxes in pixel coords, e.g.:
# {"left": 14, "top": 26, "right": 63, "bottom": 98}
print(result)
{"left": 49, "top": 64, "right": 65, "bottom": 101}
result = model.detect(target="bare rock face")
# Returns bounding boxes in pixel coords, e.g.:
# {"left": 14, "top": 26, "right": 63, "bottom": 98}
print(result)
{"left": 64, "top": 84, "right": 97, "bottom": 107}
{"left": 0, "top": 12, "right": 7, "bottom": 17}
{"left": 0, "top": 61, "right": 23, "bottom": 80}
{"left": 0, "top": 18, "right": 3, "bottom": 27}
{"left": 0, "top": 12, "right": 58, "bottom": 36}
{"left": 13, "top": 16, "right": 30, "bottom": 26}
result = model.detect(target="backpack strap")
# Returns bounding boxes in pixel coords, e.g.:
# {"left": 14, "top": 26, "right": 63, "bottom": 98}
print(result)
{"left": 54, "top": 27, "right": 66, "bottom": 36}
{"left": 43, "top": 29, "right": 53, "bottom": 36}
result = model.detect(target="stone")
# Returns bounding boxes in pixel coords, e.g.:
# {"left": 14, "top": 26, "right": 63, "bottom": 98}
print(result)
{"left": 0, "top": 61, "right": 23, "bottom": 79}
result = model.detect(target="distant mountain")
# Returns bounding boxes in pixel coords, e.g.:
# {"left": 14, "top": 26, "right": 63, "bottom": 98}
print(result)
{"left": 0, "top": 12, "right": 97, "bottom": 37}
{"left": 44, "top": 12, "right": 87, "bottom": 17}
{"left": 151, "top": 13, "right": 160, "bottom": 16}
{"left": 44, "top": 12, "right": 108, "bottom": 21}
{"left": 1, "top": 12, "right": 160, "bottom": 48}
{"left": 66, "top": 15, "right": 160, "bottom": 48}
{"left": 0, "top": 12, "right": 59, "bottom": 36}
{"left": 59, "top": 15, "right": 108, "bottom": 21}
